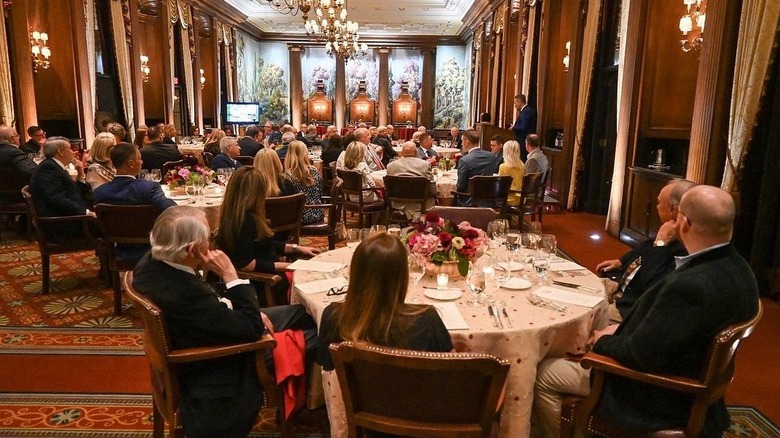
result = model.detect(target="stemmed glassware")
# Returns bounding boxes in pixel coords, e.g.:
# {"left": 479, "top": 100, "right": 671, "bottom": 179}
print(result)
{"left": 216, "top": 168, "right": 228, "bottom": 186}
{"left": 491, "top": 252, "right": 511, "bottom": 287}
{"left": 487, "top": 220, "right": 508, "bottom": 251}
{"left": 465, "top": 262, "right": 487, "bottom": 307}
{"left": 532, "top": 234, "right": 556, "bottom": 285}
{"left": 184, "top": 182, "right": 196, "bottom": 198}
{"left": 149, "top": 169, "right": 162, "bottom": 183}
{"left": 408, "top": 255, "right": 426, "bottom": 303}
{"left": 346, "top": 228, "right": 361, "bottom": 250}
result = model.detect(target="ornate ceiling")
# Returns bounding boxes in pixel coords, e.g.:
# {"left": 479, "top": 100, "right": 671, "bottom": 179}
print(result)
{"left": 223, "top": 0, "right": 473, "bottom": 37}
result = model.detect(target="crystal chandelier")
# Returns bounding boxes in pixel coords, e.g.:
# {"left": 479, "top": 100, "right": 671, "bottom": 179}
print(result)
{"left": 304, "top": 0, "right": 367, "bottom": 62}
{"left": 679, "top": 0, "right": 706, "bottom": 52}
{"left": 324, "top": 22, "right": 368, "bottom": 62}
{"left": 261, "top": 0, "right": 314, "bottom": 20}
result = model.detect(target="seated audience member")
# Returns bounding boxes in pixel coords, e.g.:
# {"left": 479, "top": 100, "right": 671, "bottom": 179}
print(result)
{"left": 296, "top": 123, "right": 307, "bottom": 143}
{"left": 238, "top": 125, "right": 263, "bottom": 157}
{"left": 417, "top": 125, "right": 428, "bottom": 132}
{"left": 254, "top": 148, "right": 295, "bottom": 198}
{"left": 373, "top": 126, "right": 397, "bottom": 166}
{"left": 318, "top": 125, "right": 338, "bottom": 150}
{"left": 342, "top": 141, "right": 379, "bottom": 202}
{"left": 448, "top": 126, "right": 462, "bottom": 149}
{"left": 416, "top": 132, "right": 437, "bottom": 160}
{"left": 21, "top": 125, "right": 46, "bottom": 155}
{"left": 386, "top": 141, "right": 435, "bottom": 219}
{"left": 133, "top": 126, "right": 148, "bottom": 149}
{"left": 320, "top": 134, "right": 343, "bottom": 168}
{"left": 490, "top": 135, "right": 505, "bottom": 165}
{"left": 85, "top": 133, "right": 117, "bottom": 190}
{"left": 140, "top": 125, "right": 181, "bottom": 171}
{"left": 224, "top": 126, "right": 235, "bottom": 137}
{"left": 534, "top": 185, "right": 760, "bottom": 438}
{"left": 336, "top": 128, "right": 383, "bottom": 171}
{"left": 188, "top": 125, "right": 201, "bottom": 141}
{"left": 597, "top": 179, "right": 696, "bottom": 322}
{"left": 524, "top": 133, "right": 549, "bottom": 176}
{"left": 162, "top": 124, "right": 178, "bottom": 144}
{"left": 29, "top": 136, "right": 94, "bottom": 241}
{"left": 107, "top": 122, "right": 127, "bottom": 144}
{"left": 202, "top": 128, "right": 225, "bottom": 156}
{"left": 0, "top": 125, "right": 37, "bottom": 181}
{"left": 456, "top": 130, "right": 498, "bottom": 206}
{"left": 276, "top": 132, "right": 295, "bottom": 162}
{"left": 386, "top": 124, "right": 396, "bottom": 141}
{"left": 216, "top": 166, "right": 319, "bottom": 305}
{"left": 498, "top": 140, "right": 525, "bottom": 207}
{"left": 93, "top": 143, "right": 176, "bottom": 265}
{"left": 283, "top": 141, "right": 324, "bottom": 225}
{"left": 263, "top": 121, "right": 282, "bottom": 145}
{"left": 303, "top": 125, "right": 320, "bottom": 147}
{"left": 317, "top": 232, "right": 453, "bottom": 371}
{"left": 210, "top": 136, "right": 242, "bottom": 171}
{"left": 133, "top": 205, "right": 317, "bottom": 438}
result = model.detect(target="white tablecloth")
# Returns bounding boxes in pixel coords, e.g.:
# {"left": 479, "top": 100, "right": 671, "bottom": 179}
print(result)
{"left": 371, "top": 170, "right": 457, "bottom": 200}
{"left": 164, "top": 185, "right": 224, "bottom": 230}
{"left": 292, "top": 247, "right": 608, "bottom": 437}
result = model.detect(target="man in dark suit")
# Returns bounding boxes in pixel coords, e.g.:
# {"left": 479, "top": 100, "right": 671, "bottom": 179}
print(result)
{"left": 448, "top": 126, "right": 462, "bottom": 149}
{"left": 210, "top": 137, "right": 242, "bottom": 171}
{"left": 455, "top": 130, "right": 498, "bottom": 206}
{"left": 535, "top": 185, "right": 760, "bottom": 438}
{"left": 93, "top": 143, "right": 176, "bottom": 265}
{"left": 133, "top": 206, "right": 317, "bottom": 438}
{"left": 318, "top": 125, "right": 338, "bottom": 151}
{"left": 29, "top": 136, "right": 94, "bottom": 241}
{"left": 238, "top": 125, "right": 262, "bottom": 157}
{"left": 374, "top": 126, "right": 397, "bottom": 166}
{"left": 263, "top": 121, "right": 282, "bottom": 145}
{"left": 0, "top": 125, "right": 37, "bottom": 181}
{"left": 597, "top": 179, "right": 697, "bottom": 322}
{"left": 511, "top": 94, "right": 536, "bottom": 161}
{"left": 140, "top": 125, "right": 181, "bottom": 171}
{"left": 489, "top": 134, "right": 505, "bottom": 166}
{"left": 20, "top": 125, "right": 46, "bottom": 156}
{"left": 416, "top": 132, "right": 438, "bottom": 160}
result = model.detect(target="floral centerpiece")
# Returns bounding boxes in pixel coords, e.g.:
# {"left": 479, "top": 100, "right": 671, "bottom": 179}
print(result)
{"left": 165, "top": 164, "right": 214, "bottom": 191}
{"left": 405, "top": 212, "right": 489, "bottom": 277}
{"left": 434, "top": 156, "right": 454, "bottom": 171}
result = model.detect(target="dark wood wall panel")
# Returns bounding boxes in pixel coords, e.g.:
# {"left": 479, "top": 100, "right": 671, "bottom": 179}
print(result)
{"left": 641, "top": 0, "right": 697, "bottom": 137}
{"left": 200, "top": 35, "right": 216, "bottom": 125}
{"left": 30, "top": 1, "right": 77, "bottom": 120}
{"left": 139, "top": 16, "right": 165, "bottom": 120}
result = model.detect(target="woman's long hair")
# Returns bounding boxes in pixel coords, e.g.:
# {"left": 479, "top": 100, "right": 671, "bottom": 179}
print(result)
{"left": 90, "top": 133, "right": 116, "bottom": 166}
{"left": 216, "top": 166, "right": 272, "bottom": 252}
{"left": 324, "top": 134, "right": 343, "bottom": 153}
{"left": 284, "top": 141, "right": 314, "bottom": 186}
{"left": 503, "top": 140, "right": 523, "bottom": 168}
{"left": 253, "top": 148, "right": 284, "bottom": 197}
{"left": 337, "top": 233, "right": 425, "bottom": 344}
{"left": 203, "top": 129, "right": 226, "bottom": 154}
{"left": 344, "top": 141, "right": 365, "bottom": 170}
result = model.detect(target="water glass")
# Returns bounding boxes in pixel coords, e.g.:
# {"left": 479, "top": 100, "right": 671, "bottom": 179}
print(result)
{"left": 149, "top": 169, "right": 162, "bottom": 183}
{"left": 533, "top": 252, "right": 551, "bottom": 285}
{"left": 370, "top": 224, "right": 387, "bottom": 235}
{"left": 184, "top": 182, "right": 197, "bottom": 197}
{"left": 139, "top": 169, "right": 149, "bottom": 180}
{"left": 538, "top": 234, "right": 558, "bottom": 259}
{"left": 346, "top": 228, "right": 361, "bottom": 250}
{"left": 408, "top": 256, "right": 426, "bottom": 303}
{"left": 216, "top": 168, "right": 228, "bottom": 185}
{"left": 359, "top": 228, "right": 372, "bottom": 242}
{"left": 491, "top": 253, "right": 511, "bottom": 286}
{"left": 387, "top": 224, "right": 402, "bottom": 238}
{"left": 487, "top": 220, "right": 508, "bottom": 249}
{"left": 466, "top": 265, "right": 487, "bottom": 307}
{"left": 506, "top": 229, "right": 521, "bottom": 252}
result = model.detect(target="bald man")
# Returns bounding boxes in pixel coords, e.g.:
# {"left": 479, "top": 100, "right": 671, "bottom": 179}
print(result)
{"left": 0, "top": 125, "right": 37, "bottom": 181}
{"left": 534, "top": 185, "right": 759, "bottom": 438}
{"left": 386, "top": 141, "right": 435, "bottom": 219}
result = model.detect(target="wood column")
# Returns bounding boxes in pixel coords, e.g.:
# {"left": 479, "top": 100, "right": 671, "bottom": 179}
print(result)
{"left": 289, "top": 44, "right": 304, "bottom": 128}
{"left": 420, "top": 47, "right": 436, "bottom": 128}
{"left": 129, "top": 0, "right": 145, "bottom": 127}
{"left": 335, "top": 55, "right": 346, "bottom": 130}
{"left": 686, "top": 0, "right": 740, "bottom": 185}
{"left": 377, "top": 47, "right": 391, "bottom": 126}
{"left": 161, "top": 4, "right": 174, "bottom": 124}
{"left": 8, "top": 0, "right": 37, "bottom": 134}
{"left": 70, "top": 0, "right": 94, "bottom": 144}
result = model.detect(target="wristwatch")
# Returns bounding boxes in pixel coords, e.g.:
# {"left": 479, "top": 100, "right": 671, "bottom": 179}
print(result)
{"left": 291, "top": 243, "right": 299, "bottom": 252}
{"left": 654, "top": 239, "right": 666, "bottom": 247}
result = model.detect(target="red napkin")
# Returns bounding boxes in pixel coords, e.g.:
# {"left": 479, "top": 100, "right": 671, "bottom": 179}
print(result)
{"left": 272, "top": 329, "right": 307, "bottom": 420}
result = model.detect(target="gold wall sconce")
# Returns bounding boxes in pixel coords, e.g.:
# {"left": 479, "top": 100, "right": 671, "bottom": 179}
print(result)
{"left": 563, "top": 41, "right": 570, "bottom": 72}
{"left": 199, "top": 69, "right": 206, "bottom": 89}
{"left": 679, "top": 0, "right": 706, "bottom": 52}
{"left": 140, "top": 55, "right": 150, "bottom": 82}
{"left": 30, "top": 30, "right": 51, "bottom": 73}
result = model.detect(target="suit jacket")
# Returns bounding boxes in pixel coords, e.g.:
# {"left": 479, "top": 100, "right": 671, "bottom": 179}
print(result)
{"left": 374, "top": 135, "right": 397, "bottom": 166}
{"left": 132, "top": 254, "right": 266, "bottom": 437}
{"left": 614, "top": 239, "right": 687, "bottom": 317}
{"left": 456, "top": 148, "right": 498, "bottom": 204}
{"left": 238, "top": 136, "right": 261, "bottom": 157}
{"left": 417, "top": 146, "right": 437, "bottom": 160}
{"left": 512, "top": 105, "right": 536, "bottom": 144}
{"left": 593, "top": 244, "right": 759, "bottom": 436}
{"left": 525, "top": 148, "right": 549, "bottom": 176}
{"left": 0, "top": 142, "right": 38, "bottom": 181}
{"left": 20, "top": 139, "right": 41, "bottom": 155}
{"left": 386, "top": 157, "right": 436, "bottom": 218}
{"left": 140, "top": 142, "right": 181, "bottom": 171}
{"left": 265, "top": 130, "right": 282, "bottom": 145}
{"left": 29, "top": 157, "right": 90, "bottom": 217}
{"left": 448, "top": 132, "right": 462, "bottom": 149}
{"left": 210, "top": 153, "right": 242, "bottom": 170}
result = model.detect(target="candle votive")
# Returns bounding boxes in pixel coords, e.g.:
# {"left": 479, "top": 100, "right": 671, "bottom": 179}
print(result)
{"left": 437, "top": 273, "right": 449, "bottom": 289}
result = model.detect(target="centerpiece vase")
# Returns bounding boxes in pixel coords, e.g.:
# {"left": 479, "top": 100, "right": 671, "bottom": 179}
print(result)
{"left": 425, "top": 260, "right": 463, "bottom": 279}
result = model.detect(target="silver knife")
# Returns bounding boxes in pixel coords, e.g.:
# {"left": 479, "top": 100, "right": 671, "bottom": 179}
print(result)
{"left": 552, "top": 280, "right": 601, "bottom": 294}
{"left": 502, "top": 308, "right": 513, "bottom": 328}
{"left": 492, "top": 305, "right": 504, "bottom": 328}
{"left": 487, "top": 305, "right": 500, "bottom": 328}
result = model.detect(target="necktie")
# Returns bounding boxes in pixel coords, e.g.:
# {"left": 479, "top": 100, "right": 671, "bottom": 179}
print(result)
{"left": 618, "top": 257, "right": 642, "bottom": 289}
{"left": 367, "top": 146, "right": 384, "bottom": 170}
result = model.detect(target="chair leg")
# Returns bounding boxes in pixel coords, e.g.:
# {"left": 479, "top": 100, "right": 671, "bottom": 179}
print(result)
{"left": 112, "top": 270, "right": 122, "bottom": 315}
{"left": 152, "top": 400, "right": 164, "bottom": 438}
{"left": 42, "top": 253, "right": 50, "bottom": 294}
{"left": 328, "top": 235, "right": 336, "bottom": 250}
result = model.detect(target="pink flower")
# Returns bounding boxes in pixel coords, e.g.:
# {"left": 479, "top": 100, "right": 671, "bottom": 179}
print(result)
{"left": 178, "top": 168, "right": 190, "bottom": 179}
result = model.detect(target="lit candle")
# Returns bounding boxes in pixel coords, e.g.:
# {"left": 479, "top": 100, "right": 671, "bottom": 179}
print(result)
{"left": 437, "top": 273, "right": 449, "bottom": 289}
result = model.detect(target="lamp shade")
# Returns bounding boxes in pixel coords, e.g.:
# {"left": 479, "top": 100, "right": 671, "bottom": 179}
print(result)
{"left": 679, "top": 15, "right": 693, "bottom": 34}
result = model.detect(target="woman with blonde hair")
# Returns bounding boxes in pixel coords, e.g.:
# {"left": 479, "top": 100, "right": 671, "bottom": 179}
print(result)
{"left": 216, "top": 166, "right": 319, "bottom": 305}
{"left": 317, "top": 232, "right": 452, "bottom": 371}
{"left": 203, "top": 128, "right": 225, "bottom": 156}
{"left": 498, "top": 140, "right": 526, "bottom": 206}
{"left": 253, "top": 148, "right": 294, "bottom": 198}
{"left": 343, "top": 141, "right": 378, "bottom": 202}
{"left": 283, "top": 141, "right": 324, "bottom": 224}
{"left": 85, "top": 132, "right": 116, "bottom": 189}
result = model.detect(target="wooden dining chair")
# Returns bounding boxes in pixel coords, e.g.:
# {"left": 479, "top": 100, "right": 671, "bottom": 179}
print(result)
{"left": 504, "top": 172, "right": 543, "bottom": 230}
{"left": 383, "top": 175, "right": 435, "bottom": 225}
{"left": 426, "top": 206, "right": 499, "bottom": 231}
{"left": 301, "top": 177, "right": 344, "bottom": 250}
{"left": 265, "top": 192, "right": 306, "bottom": 244}
{"left": 236, "top": 155, "right": 255, "bottom": 166}
{"left": 202, "top": 151, "right": 214, "bottom": 167}
{"left": 0, "top": 166, "right": 32, "bottom": 240}
{"left": 123, "top": 271, "right": 290, "bottom": 438}
{"left": 560, "top": 302, "right": 763, "bottom": 438}
{"left": 330, "top": 341, "right": 510, "bottom": 438}
{"left": 93, "top": 203, "right": 162, "bottom": 314}
{"left": 22, "top": 185, "right": 101, "bottom": 294}
{"left": 451, "top": 175, "right": 512, "bottom": 213}
{"left": 337, "top": 168, "right": 385, "bottom": 229}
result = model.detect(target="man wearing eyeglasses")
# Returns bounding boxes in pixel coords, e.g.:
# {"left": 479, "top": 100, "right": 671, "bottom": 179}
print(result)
{"left": 534, "top": 185, "right": 759, "bottom": 438}
{"left": 0, "top": 125, "right": 38, "bottom": 181}
{"left": 20, "top": 125, "right": 46, "bottom": 156}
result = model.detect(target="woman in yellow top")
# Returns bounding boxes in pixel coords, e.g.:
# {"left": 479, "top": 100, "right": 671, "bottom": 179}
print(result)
{"left": 498, "top": 140, "right": 525, "bottom": 206}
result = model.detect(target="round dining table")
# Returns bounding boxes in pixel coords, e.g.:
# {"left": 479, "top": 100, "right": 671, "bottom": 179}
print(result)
{"left": 177, "top": 143, "right": 205, "bottom": 164}
{"left": 371, "top": 169, "right": 458, "bottom": 201}
{"left": 163, "top": 184, "right": 224, "bottom": 230}
{"left": 291, "top": 246, "right": 609, "bottom": 437}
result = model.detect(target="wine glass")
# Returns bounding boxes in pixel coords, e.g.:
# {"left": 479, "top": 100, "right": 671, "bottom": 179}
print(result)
{"left": 149, "top": 169, "right": 162, "bottom": 183}
{"left": 408, "top": 255, "right": 426, "bottom": 303}
{"left": 387, "top": 224, "right": 402, "bottom": 238}
{"left": 346, "top": 228, "right": 361, "bottom": 250}
{"left": 506, "top": 229, "right": 521, "bottom": 253}
{"left": 216, "top": 168, "right": 228, "bottom": 185}
{"left": 532, "top": 252, "right": 551, "bottom": 285}
{"left": 184, "top": 182, "right": 196, "bottom": 198}
{"left": 466, "top": 264, "right": 487, "bottom": 307}
{"left": 370, "top": 224, "right": 387, "bottom": 235}
{"left": 538, "top": 234, "right": 558, "bottom": 261}
{"left": 359, "top": 228, "right": 372, "bottom": 242}
{"left": 491, "top": 253, "right": 511, "bottom": 287}
{"left": 139, "top": 169, "right": 149, "bottom": 180}
{"left": 487, "top": 220, "right": 508, "bottom": 250}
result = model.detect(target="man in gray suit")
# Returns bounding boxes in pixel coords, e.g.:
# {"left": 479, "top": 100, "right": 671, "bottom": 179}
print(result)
{"left": 386, "top": 141, "right": 436, "bottom": 219}
{"left": 524, "top": 133, "right": 548, "bottom": 176}
{"left": 456, "top": 130, "right": 498, "bottom": 206}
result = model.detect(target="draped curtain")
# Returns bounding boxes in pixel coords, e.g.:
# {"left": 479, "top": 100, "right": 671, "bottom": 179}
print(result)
{"left": 85, "top": 0, "right": 97, "bottom": 123}
{"left": 110, "top": 0, "right": 135, "bottom": 135}
{"left": 0, "top": 7, "right": 15, "bottom": 126}
{"left": 177, "top": 2, "right": 195, "bottom": 127}
{"left": 722, "top": 0, "right": 780, "bottom": 194}
{"left": 221, "top": 23, "right": 235, "bottom": 102}
{"left": 567, "top": 0, "right": 604, "bottom": 209}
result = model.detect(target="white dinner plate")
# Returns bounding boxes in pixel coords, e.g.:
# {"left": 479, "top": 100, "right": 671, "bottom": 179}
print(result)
{"left": 168, "top": 194, "right": 189, "bottom": 200}
{"left": 424, "top": 287, "right": 463, "bottom": 301}
{"left": 501, "top": 278, "right": 533, "bottom": 290}
{"left": 205, "top": 193, "right": 223, "bottom": 198}
{"left": 496, "top": 261, "right": 525, "bottom": 272}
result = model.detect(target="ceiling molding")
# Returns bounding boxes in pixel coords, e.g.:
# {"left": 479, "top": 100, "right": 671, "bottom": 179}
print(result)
{"left": 255, "top": 32, "right": 463, "bottom": 48}
{"left": 187, "top": 0, "right": 248, "bottom": 27}
{"left": 461, "top": 0, "right": 506, "bottom": 32}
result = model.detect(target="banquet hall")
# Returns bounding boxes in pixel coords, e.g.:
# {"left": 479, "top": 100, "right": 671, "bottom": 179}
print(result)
{"left": 0, "top": 0, "right": 779, "bottom": 436}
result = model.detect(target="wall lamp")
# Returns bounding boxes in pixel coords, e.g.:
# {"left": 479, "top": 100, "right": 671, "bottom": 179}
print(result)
{"left": 30, "top": 30, "right": 51, "bottom": 73}
{"left": 140, "top": 55, "right": 150, "bottom": 82}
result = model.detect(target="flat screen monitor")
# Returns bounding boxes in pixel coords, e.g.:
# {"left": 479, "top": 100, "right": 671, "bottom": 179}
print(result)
{"left": 226, "top": 102, "right": 260, "bottom": 124}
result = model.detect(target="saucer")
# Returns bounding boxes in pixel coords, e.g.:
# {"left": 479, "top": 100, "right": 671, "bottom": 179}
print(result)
{"left": 501, "top": 278, "right": 533, "bottom": 290}
{"left": 423, "top": 287, "right": 462, "bottom": 301}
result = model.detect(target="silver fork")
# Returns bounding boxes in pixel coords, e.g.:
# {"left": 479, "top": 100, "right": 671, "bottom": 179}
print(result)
{"left": 527, "top": 294, "right": 568, "bottom": 312}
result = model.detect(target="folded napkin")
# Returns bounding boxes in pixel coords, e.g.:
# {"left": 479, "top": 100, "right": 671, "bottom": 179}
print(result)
{"left": 431, "top": 302, "right": 469, "bottom": 330}
{"left": 533, "top": 286, "right": 604, "bottom": 308}
{"left": 295, "top": 277, "right": 349, "bottom": 295}
{"left": 286, "top": 259, "right": 345, "bottom": 273}
{"left": 550, "top": 261, "right": 587, "bottom": 271}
